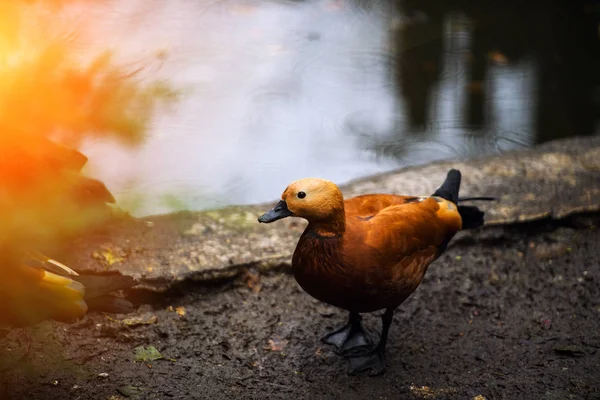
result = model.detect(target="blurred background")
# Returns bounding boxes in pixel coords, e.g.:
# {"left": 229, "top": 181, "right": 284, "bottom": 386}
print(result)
{"left": 4, "top": 0, "right": 600, "bottom": 217}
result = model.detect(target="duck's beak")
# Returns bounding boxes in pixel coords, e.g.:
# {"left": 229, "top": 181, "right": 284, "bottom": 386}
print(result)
{"left": 258, "top": 200, "right": 293, "bottom": 223}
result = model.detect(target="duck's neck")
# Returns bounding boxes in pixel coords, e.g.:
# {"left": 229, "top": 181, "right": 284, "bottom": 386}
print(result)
{"left": 308, "top": 208, "right": 346, "bottom": 238}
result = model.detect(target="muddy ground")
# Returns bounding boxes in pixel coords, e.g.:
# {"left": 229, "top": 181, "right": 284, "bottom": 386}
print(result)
{"left": 1, "top": 215, "right": 599, "bottom": 400}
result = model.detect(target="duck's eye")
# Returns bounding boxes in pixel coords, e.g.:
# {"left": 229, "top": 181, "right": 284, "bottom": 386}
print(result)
{"left": 297, "top": 191, "right": 306, "bottom": 199}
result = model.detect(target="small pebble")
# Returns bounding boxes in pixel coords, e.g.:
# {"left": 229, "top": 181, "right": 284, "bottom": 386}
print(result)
{"left": 98, "top": 373, "right": 109, "bottom": 378}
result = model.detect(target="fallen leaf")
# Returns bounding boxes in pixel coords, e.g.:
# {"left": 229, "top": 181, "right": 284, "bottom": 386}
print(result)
{"left": 92, "top": 245, "right": 126, "bottom": 267}
{"left": 175, "top": 307, "right": 186, "bottom": 317}
{"left": 410, "top": 385, "right": 436, "bottom": 399}
{"left": 134, "top": 346, "right": 163, "bottom": 362}
{"left": 243, "top": 270, "right": 261, "bottom": 294}
{"left": 265, "top": 337, "right": 288, "bottom": 352}
{"left": 410, "top": 385, "right": 457, "bottom": 399}
{"left": 102, "top": 249, "right": 124, "bottom": 266}
{"left": 122, "top": 313, "right": 157, "bottom": 327}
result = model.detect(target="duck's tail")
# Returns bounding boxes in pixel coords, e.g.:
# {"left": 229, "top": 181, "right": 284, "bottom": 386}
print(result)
{"left": 432, "top": 169, "right": 494, "bottom": 230}
{"left": 432, "top": 169, "right": 461, "bottom": 204}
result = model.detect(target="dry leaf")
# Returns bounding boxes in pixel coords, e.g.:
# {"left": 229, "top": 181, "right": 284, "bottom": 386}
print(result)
{"left": 243, "top": 270, "right": 261, "bottom": 294}
{"left": 122, "top": 312, "right": 157, "bottom": 326}
{"left": 92, "top": 245, "right": 126, "bottom": 267}
{"left": 265, "top": 337, "right": 288, "bottom": 352}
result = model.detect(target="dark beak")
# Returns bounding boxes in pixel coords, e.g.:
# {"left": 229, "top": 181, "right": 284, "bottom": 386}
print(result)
{"left": 258, "top": 200, "right": 293, "bottom": 223}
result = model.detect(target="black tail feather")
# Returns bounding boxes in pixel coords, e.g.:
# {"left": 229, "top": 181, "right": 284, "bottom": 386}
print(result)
{"left": 433, "top": 169, "right": 487, "bottom": 230}
{"left": 458, "top": 196, "right": 497, "bottom": 202}
{"left": 457, "top": 205, "right": 485, "bottom": 229}
{"left": 432, "top": 169, "right": 461, "bottom": 204}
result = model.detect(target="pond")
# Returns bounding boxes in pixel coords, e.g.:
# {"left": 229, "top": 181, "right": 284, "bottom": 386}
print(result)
{"left": 71, "top": 0, "right": 599, "bottom": 216}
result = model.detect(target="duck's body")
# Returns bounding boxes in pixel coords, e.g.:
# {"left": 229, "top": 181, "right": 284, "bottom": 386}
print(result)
{"left": 259, "top": 170, "right": 488, "bottom": 375}
{"left": 293, "top": 194, "right": 460, "bottom": 313}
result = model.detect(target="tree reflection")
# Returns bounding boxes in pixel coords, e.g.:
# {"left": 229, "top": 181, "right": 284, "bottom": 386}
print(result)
{"left": 392, "top": 0, "right": 600, "bottom": 147}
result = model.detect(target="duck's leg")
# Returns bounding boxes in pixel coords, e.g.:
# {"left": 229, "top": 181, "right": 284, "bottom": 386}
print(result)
{"left": 322, "top": 311, "right": 372, "bottom": 352}
{"left": 348, "top": 308, "right": 394, "bottom": 375}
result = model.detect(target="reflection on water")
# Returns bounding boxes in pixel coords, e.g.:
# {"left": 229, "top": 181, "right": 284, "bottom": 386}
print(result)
{"left": 70, "top": 0, "right": 599, "bottom": 216}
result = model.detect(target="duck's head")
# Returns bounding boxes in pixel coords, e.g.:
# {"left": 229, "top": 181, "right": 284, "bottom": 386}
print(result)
{"left": 258, "top": 178, "right": 344, "bottom": 223}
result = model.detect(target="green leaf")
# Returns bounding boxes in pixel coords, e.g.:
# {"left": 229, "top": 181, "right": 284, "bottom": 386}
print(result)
{"left": 134, "top": 346, "right": 163, "bottom": 362}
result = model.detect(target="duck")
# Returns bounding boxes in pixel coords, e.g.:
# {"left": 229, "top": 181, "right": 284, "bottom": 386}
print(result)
{"left": 258, "top": 169, "right": 490, "bottom": 375}
{"left": 0, "top": 137, "right": 137, "bottom": 327}
{"left": 0, "top": 251, "right": 137, "bottom": 327}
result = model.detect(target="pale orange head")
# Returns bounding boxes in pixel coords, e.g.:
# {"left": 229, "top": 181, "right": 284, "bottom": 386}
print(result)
{"left": 258, "top": 178, "right": 344, "bottom": 223}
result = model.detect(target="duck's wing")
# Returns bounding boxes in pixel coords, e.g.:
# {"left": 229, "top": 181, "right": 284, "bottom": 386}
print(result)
{"left": 344, "top": 194, "right": 421, "bottom": 220}
{"left": 337, "top": 198, "right": 460, "bottom": 304}
{"left": 358, "top": 197, "right": 462, "bottom": 261}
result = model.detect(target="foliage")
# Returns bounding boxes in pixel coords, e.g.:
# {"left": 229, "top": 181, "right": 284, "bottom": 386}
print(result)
{"left": 0, "top": 1, "right": 178, "bottom": 251}
{"left": 0, "top": 1, "right": 177, "bottom": 147}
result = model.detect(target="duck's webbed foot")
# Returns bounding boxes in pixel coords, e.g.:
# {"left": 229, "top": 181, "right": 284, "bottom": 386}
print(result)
{"left": 322, "top": 311, "right": 372, "bottom": 354}
{"left": 348, "top": 346, "right": 386, "bottom": 376}
{"left": 347, "top": 307, "right": 395, "bottom": 376}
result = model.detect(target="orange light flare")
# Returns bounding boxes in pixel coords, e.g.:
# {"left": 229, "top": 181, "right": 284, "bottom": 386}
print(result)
{"left": 0, "top": 2, "right": 114, "bottom": 256}
{"left": 0, "top": 2, "right": 88, "bottom": 142}
{"left": 0, "top": 1, "right": 172, "bottom": 150}
{"left": 0, "top": 1, "right": 172, "bottom": 333}
{"left": 1, "top": 2, "right": 177, "bottom": 246}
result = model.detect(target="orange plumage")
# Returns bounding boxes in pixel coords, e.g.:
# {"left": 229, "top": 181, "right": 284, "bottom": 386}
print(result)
{"left": 0, "top": 137, "right": 137, "bottom": 328}
{"left": 0, "top": 257, "right": 136, "bottom": 327}
{"left": 259, "top": 169, "right": 488, "bottom": 375}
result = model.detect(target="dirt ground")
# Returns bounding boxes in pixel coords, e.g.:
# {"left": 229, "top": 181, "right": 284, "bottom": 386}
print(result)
{"left": 1, "top": 215, "right": 599, "bottom": 400}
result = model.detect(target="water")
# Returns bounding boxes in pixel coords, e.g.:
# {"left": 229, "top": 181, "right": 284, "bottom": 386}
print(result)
{"left": 68, "top": 0, "right": 599, "bottom": 216}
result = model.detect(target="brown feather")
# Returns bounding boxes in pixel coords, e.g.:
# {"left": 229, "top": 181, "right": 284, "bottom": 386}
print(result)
{"left": 288, "top": 185, "right": 463, "bottom": 313}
